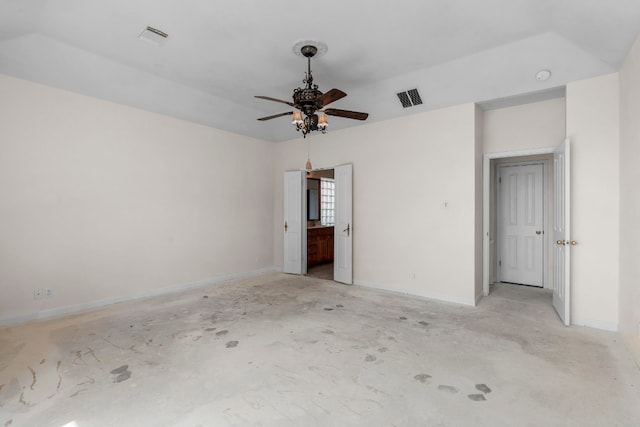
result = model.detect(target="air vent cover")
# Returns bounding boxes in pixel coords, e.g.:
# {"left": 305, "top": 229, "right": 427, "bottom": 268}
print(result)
{"left": 138, "top": 26, "right": 168, "bottom": 46}
{"left": 397, "top": 88, "right": 423, "bottom": 108}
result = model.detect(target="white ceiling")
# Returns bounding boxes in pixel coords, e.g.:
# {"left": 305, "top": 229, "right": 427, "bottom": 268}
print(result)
{"left": 1, "top": 0, "right": 639, "bottom": 142}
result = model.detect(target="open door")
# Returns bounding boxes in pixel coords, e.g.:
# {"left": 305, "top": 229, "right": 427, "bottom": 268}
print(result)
{"left": 552, "top": 139, "right": 571, "bottom": 325}
{"left": 284, "top": 170, "right": 303, "bottom": 275}
{"left": 334, "top": 164, "right": 353, "bottom": 284}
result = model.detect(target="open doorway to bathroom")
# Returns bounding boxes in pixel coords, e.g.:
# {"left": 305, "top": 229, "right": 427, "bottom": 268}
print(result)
{"left": 306, "top": 168, "right": 335, "bottom": 280}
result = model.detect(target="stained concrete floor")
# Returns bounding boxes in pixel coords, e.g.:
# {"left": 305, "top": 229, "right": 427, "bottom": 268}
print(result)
{"left": 1, "top": 273, "right": 639, "bottom": 427}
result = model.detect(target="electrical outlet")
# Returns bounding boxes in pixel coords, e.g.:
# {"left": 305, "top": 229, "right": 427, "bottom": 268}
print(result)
{"left": 33, "top": 289, "right": 43, "bottom": 299}
{"left": 46, "top": 288, "right": 54, "bottom": 297}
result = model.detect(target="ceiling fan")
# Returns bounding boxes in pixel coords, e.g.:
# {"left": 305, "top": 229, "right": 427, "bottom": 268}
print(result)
{"left": 255, "top": 42, "right": 369, "bottom": 137}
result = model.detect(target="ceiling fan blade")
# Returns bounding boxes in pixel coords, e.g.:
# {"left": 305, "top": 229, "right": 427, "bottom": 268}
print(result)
{"left": 324, "top": 108, "right": 369, "bottom": 121}
{"left": 257, "top": 111, "right": 294, "bottom": 121}
{"left": 255, "top": 95, "right": 295, "bottom": 107}
{"left": 318, "top": 89, "right": 347, "bottom": 107}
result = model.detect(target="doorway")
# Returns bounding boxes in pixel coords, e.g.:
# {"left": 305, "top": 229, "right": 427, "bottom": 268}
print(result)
{"left": 491, "top": 155, "right": 551, "bottom": 290}
{"left": 306, "top": 169, "right": 335, "bottom": 281}
{"left": 283, "top": 164, "right": 353, "bottom": 284}
{"left": 483, "top": 141, "right": 571, "bottom": 325}
{"left": 496, "top": 162, "right": 545, "bottom": 287}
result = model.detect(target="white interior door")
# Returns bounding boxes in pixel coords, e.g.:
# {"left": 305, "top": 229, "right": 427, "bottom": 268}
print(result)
{"left": 334, "top": 164, "right": 353, "bottom": 284}
{"left": 553, "top": 139, "right": 571, "bottom": 325}
{"left": 497, "top": 163, "right": 545, "bottom": 287}
{"left": 283, "top": 170, "right": 303, "bottom": 275}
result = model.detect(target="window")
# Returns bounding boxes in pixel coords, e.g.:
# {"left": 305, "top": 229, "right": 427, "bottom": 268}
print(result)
{"left": 320, "top": 178, "right": 335, "bottom": 226}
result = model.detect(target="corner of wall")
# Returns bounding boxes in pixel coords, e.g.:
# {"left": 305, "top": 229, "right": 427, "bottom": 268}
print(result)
{"left": 618, "top": 34, "right": 640, "bottom": 367}
{"left": 474, "top": 104, "right": 484, "bottom": 303}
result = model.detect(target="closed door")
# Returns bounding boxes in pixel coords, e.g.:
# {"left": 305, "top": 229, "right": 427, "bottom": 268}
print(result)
{"left": 497, "top": 163, "right": 545, "bottom": 287}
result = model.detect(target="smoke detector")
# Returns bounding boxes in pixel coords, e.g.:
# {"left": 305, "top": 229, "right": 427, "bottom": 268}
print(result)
{"left": 535, "top": 69, "right": 552, "bottom": 82}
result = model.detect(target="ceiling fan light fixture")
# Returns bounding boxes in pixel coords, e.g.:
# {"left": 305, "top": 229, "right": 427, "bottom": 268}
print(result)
{"left": 318, "top": 113, "right": 328, "bottom": 130}
{"left": 292, "top": 111, "right": 303, "bottom": 125}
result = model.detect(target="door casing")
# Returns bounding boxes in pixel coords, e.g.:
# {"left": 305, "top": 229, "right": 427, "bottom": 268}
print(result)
{"left": 483, "top": 147, "right": 556, "bottom": 297}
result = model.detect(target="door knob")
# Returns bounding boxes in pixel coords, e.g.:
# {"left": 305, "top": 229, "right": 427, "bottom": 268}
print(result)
{"left": 556, "top": 240, "right": 566, "bottom": 245}
{"left": 343, "top": 223, "right": 350, "bottom": 237}
{"left": 570, "top": 240, "right": 578, "bottom": 245}
{"left": 536, "top": 230, "right": 542, "bottom": 235}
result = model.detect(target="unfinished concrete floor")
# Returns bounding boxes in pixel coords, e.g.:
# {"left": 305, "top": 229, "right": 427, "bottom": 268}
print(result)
{"left": 1, "top": 273, "right": 639, "bottom": 426}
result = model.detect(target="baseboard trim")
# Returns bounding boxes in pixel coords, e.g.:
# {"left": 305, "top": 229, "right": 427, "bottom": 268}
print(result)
{"left": 353, "top": 279, "right": 476, "bottom": 307}
{"left": 0, "top": 267, "right": 280, "bottom": 327}
{"left": 571, "top": 316, "right": 618, "bottom": 332}
{"left": 622, "top": 334, "right": 640, "bottom": 369}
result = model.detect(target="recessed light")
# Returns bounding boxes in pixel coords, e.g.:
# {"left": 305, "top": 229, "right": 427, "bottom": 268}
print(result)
{"left": 535, "top": 69, "right": 552, "bottom": 82}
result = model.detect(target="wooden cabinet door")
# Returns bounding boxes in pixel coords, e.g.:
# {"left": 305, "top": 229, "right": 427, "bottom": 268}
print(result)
{"left": 318, "top": 234, "right": 328, "bottom": 262}
{"left": 307, "top": 227, "right": 335, "bottom": 266}
{"left": 307, "top": 231, "right": 319, "bottom": 266}
{"left": 327, "top": 232, "right": 334, "bottom": 261}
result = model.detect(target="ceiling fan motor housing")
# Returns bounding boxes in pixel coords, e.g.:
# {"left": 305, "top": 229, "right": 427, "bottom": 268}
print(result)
{"left": 293, "top": 88, "right": 323, "bottom": 115}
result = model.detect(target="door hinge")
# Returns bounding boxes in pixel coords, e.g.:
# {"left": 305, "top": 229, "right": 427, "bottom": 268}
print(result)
{"left": 499, "top": 176, "right": 502, "bottom": 184}
{"left": 499, "top": 260, "right": 502, "bottom": 267}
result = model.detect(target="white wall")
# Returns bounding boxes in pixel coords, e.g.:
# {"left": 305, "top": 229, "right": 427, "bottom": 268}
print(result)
{"left": 483, "top": 98, "right": 566, "bottom": 153}
{"left": 482, "top": 98, "right": 566, "bottom": 288}
{"left": 619, "top": 36, "right": 640, "bottom": 363}
{"left": 0, "top": 75, "right": 275, "bottom": 324}
{"left": 566, "top": 73, "right": 620, "bottom": 330}
{"left": 274, "top": 104, "right": 479, "bottom": 305}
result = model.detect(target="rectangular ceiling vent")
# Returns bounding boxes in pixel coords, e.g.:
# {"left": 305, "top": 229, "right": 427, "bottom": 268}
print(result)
{"left": 138, "top": 26, "right": 169, "bottom": 46}
{"left": 397, "top": 88, "right": 423, "bottom": 108}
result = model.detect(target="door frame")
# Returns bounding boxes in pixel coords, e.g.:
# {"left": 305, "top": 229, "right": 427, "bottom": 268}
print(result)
{"left": 495, "top": 161, "right": 547, "bottom": 287}
{"left": 300, "top": 164, "right": 353, "bottom": 284}
{"left": 483, "top": 147, "right": 555, "bottom": 296}
{"left": 303, "top": 167, "right": 334, "bottom": 277}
